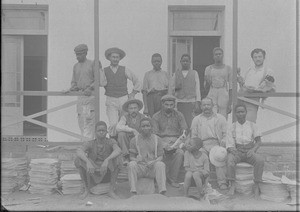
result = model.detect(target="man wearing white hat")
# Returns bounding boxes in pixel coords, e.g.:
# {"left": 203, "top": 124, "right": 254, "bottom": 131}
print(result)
{"left": 190, "top": 97, "right": 228, "bottom": 190}
{"left": 66, "top": 44, "right": 101, "bottom": 140}
{"left": 226, "top": 104, "right": 264, "bottom": 198}
{"left": 116, "top": 99, "right": 145, "bottom": 164}
{"left": 100, "top": 47, "right": 142, "bottom": 137}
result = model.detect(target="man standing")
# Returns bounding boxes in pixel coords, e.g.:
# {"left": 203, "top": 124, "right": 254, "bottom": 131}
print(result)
{"left": 191, "top": 98, "right": 228, "bottom": 190}
{"left": 142, "top": 53, "right": 169, "bottom": 117}
{"left": 67, "top": 44, "right": 101, "bottom": 140}
{"left": 74, "top": 121, "right": 122, "bottom": 199}
{"left": 100, "top": 47, "right": 142, "bottom": 137}
{"left": 152, "top": 94, "right": 188, "bottom": 188}
{"left": 226, "top": 104, "right": 264, "bottom": 198}
{"left": 174, "top": 54, "right": 201, "bottom": 128}
{"left": 116, "top": 99, "right": 145, "bottom": 164}
{"left": 237, "top": 48, "right": 275, "bottom": 122}
{"left": 128, "top": 117, "right": 167, "bottom": 195}
{"left": 204, "top": 47, "right": 232, "bottom": 119}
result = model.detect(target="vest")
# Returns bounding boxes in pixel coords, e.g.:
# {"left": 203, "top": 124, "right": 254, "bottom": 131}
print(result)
{"left": 125, "top": 113, "right": 145, "bottom": 131}
{"left": 175, "top": 70, "right": 196, "bottom": 100}
{"left": 104, "top": 66, "right": 128, "bottom": 97}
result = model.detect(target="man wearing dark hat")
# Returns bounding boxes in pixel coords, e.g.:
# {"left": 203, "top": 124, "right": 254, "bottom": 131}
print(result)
{"left": 116, "top": 99, "right": 145, "bottom": 164}
{"left": 152, "top": 94, "right": 188, "bottom": 188}
{"left": 226, "top": 104, "right": 264, "bottom": 198}
{"left": 67, "top": 44, "right": 101, "bottom": 140}
{"left": 74, "top": 121, "right": 122, "bottom": 199}
{"left": 100, "top": 47, "right": 142, "bottom": 137}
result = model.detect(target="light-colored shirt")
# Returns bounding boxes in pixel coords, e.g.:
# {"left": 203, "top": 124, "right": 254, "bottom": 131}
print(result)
{"left": 142, "top": 69, "right": 169, "bottom": 93}
{"left": 171, "top": 69, "right": 201, "bottom": 102}
{"left": 243, "top": 66, "right": 274, "bottom": 89}
{"left": 205, "top": 64, "right": 232, "bottom": 89}
{"left": 129, "top": 134, "right": 164, "bottom": 162}
{"left": 116, "top": 113, "right": 145, "bottom": 133}
{"left": 99, "top": 65, "right": 142, "bottom": 92}
{"left": 226, "top": 121, "right": 261, "bottom": 149}
{"left": 191, "top": 113, "right": 227, "bottom": 145}
{"left": 183, "top": 149, "right": 210, "bottom": 173}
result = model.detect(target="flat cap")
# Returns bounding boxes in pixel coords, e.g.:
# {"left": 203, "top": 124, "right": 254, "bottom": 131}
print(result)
{"left": 105, "top": 47, "right": 126, "bottom": 60}
{"left": 74, "top": 44, "right": 88, "bottom": 53}
{"left": 161, "top": 94, "right": 176, "bottom": 102}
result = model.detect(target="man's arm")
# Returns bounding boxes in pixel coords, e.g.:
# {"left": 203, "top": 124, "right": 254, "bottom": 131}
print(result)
{"left": 178, "top": 112, "right": 188, "bottom": 133}
{"left": 151, "top": 114, "right": 160, "bottom": 136}
{"left": 76, "top": 141, "right": 95, "bottom": 173}
{"left": 116, "top": 116, "right": 136, "bottom": 133}
{"left": 194, "top": 71, "right": 201, "bottom": 103}
{"left": 142, "top": 73, "right": 149, "bottom": 114}
{"left": 218, "top": 115, "right": 228, "bottom": 147}
{"left": 99, "top": 68, "right": 107, "bottom": 87}
{"left": 125, "top": 67, "right": 142, "bottom": 99}
{"left": 106, "top": 141, "right": 122, "bottom": 161}
{"left": 204, "top": 66, "right": 211, "bottom": 92}
{"left": 190, "top": 116, "right": 199, "bottom": 139}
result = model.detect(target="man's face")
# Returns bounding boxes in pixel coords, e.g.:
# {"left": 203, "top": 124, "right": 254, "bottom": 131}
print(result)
{"left": 180, "top": 56, "right": 191, "bottom": 70}
{"left": 162, "top": 100, "right": 175, "bottom": 114}
{"left": 201, "top": 99, "right": 213, "bottom": 114}
{"left": 235, "top": 106, "right": 247, "bottom": 121}
{"left": 127, "top": 103, "right": 139, "bottom": 117}
{"left": 109, "top": 53, "right": 121, "bottom": 66}
{"left": 95, "top": 125, "right": 107, "bottom": 139}
{"left": 140, "top": 120, "right": 152, "bottom": 136}
{"left": 252, "top": 52, "right": 265, "bottom": 67}
{"left": 213, "top": 50, "right": 223, "bottom": 63}
{"left": 152, "top": 56, "right": 162, "bottom": 70}
{"left": 75, "top": 52, "right": 87, "bottom": 63}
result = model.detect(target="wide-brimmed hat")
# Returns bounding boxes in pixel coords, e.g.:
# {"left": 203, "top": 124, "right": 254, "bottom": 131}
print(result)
{"left": 209, "top": 146, "right": 227, "bottom": 167}
{"left": 74, "top": 44, "right": 88, "bottom": 53}
{"left": 122, "top": 99, "right": 143, "bottom": 112}
{"left": 105, "top": 47, "right": 126, "bottom": 60}
{"left": 161, "top": 94, "right": 176, "bottom": 103}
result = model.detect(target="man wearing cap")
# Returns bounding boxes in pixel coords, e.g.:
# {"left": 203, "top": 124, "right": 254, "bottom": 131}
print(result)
{"left": 128, "top": 117, "right": 167, "bottom": 195}
{"left": 237, "top": 48, "right": 275, "bottom": 122}
{"left": 204, "top": 47, "right": 232, "bottom": 119}
{"left": 67, "top": 44, "right": 101, "bottom": 140}
{"left": 100, "top": 47, "right": 142, "bottom": 137}
{"left": 152, "top": 94, "right": 188, "bottom": 188}
{"left": 226, "top": 104, "right": 264, "bottom": 198}
{"left": 74, "top": 121, "right": 122, "bottom": 199}
{"left": 142, "top": 53, "right": 169, "bottom": 117}
{"left": 116, "top": 99, "right": 145, "bottom": 164}
{"left": 190, "top": 97, "right": 228, "bottom": 190}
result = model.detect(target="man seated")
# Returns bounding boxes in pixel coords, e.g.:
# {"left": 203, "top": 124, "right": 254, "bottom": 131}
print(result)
{"left": 116, "top": 99, "right": 145, "bottom": 164}
{"left": 152, "top": 94, "right": 188, "bottom": 188}
{"left": 226, "top": 104, "right": 264, "bottom": 199}
{"left": 183, "top": 138, "right": 210, "bottom": 200}
{"left": 128, "top": 117, "right": 167, "bottom": 195}
{"left": 74, "top": 121, "right": 122, "bottom": 199}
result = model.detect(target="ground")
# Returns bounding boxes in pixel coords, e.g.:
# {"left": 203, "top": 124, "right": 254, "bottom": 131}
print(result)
{"left": 1, "top": 181, "right": 298, "bottom": 211}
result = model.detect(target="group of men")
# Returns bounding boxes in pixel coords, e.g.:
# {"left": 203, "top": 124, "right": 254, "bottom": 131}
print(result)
{"left": 68, "top": 44, "right": 275, "bottom": 200}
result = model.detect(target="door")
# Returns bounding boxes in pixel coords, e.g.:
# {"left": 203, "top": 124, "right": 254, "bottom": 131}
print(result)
{"left": 1, "top": 35, "right": 24, "bottom": 135}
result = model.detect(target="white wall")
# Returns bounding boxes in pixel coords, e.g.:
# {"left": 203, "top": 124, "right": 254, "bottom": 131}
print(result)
{"left": 3, "top": 0, "right": 297, "bottom": 142}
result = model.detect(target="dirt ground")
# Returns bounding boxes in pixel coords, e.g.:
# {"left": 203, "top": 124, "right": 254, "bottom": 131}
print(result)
{"left": 1, "top": 181, "right": 298, "bottom": 211}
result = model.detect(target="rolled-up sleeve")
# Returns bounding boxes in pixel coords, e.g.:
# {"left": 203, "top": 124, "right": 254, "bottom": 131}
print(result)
{"left": 116, "top": 116, "right": 134, "bottom": 132}
{"left": 125, "top": 67, "right": 142, "bottom": 92}
{"left": 226, "top": 125, "right": 235, "bottom": 149}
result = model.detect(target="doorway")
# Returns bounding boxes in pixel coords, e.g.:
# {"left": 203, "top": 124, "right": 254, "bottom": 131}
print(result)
{"left": 23, "top": 35, "right": 47, "bottom": 136}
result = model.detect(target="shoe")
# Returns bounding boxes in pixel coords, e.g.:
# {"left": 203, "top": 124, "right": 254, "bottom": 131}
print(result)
{"left": 170, "top": 181, "right": 180, "bottom": 188}
{"left": 219, "top": 184, "right": 228, "bottom": 190}
{"left": 159, "top": 190, "right": 166, "bottom": 195}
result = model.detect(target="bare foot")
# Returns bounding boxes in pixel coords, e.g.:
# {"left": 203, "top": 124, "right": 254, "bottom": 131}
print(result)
{"left": 80, "top": 189, "right": 89, "bottom": 199}
{"left": 108, "top": 190, "right": 120, "bottom": 199}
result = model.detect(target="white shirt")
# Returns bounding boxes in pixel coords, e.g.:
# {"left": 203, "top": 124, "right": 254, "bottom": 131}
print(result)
{"left": 226, "top": 120, "right": 261, "bottom": 149}
{"left": 243, "top": 66, "right": 274, "bottom": 89}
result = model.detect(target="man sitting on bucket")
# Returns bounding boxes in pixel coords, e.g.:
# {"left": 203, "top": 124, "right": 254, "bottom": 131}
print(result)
{"left": 226, "top": 104, "right": 264, "bottom": 199}
{"left": 116, "top": 99, "right": 145, "bottom": 164}
{"left": 74, "top": 121, "right": 122, "bottom": 199}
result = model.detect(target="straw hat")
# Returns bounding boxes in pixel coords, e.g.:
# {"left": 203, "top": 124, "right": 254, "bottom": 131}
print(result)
{"left": 122, "top": 99, "right": 143, "bottom": 112}
{"left": 209, "top": 146, "right": 227, "bottom": 167}
{"left": 105, "top": 47, "right": 126, "bottom": 60}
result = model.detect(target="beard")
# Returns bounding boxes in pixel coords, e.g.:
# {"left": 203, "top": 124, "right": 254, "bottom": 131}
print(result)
{"left": 130, "top": 112, "right": 138, "bottom": 117}
{"left": 165, "top": 108, "right": 173, "bottom": 114}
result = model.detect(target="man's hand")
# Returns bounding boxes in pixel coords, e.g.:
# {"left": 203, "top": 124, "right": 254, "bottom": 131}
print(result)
{"left": 146, "top": 160, "right": 155, "bottom": 168}
{"left": 136, "top": 155, "right": 143, "bottom": 163}
{"left": 246, "top": 148, "right": 255, "bottom": 158}
{"left": 100, "top": 159, "right": 108, "bottom": 174}
{"left": 83, "top": 88, "right": 92, "bottom": 96}
{"left": 70, "top": 86, "right": 80, "bottom": 91}
{"left": 132, "top": 129, "right": 139, "bottom": 137}
{"left": 86, "top": 161, "right": 95, "bottom": 174}
{"left": 228, "top": 147, "right": 238, "bottom": 156}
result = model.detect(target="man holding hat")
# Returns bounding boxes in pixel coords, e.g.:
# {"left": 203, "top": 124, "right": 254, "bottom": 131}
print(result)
{"left": 190, "top": 97, "right": 228, "bottom": 190}
{"left": 67, "top": 44, "right": 101, "bottom": 140}
{"left": 116, "top": 99, "right": 145, "bottom": 164}
{"left": 152, "top": 94, "right": 188, "bottom": 188}
{"left": 100, "top": 47, "right": 142, "bottom": 137}
{"left": 226, "top": 104, "right": 264, "bottom": 198}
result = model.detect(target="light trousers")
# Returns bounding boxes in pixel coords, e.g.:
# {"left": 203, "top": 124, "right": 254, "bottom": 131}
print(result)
{"left": 207, "top": 87, "right": 229, "bottom": 119}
